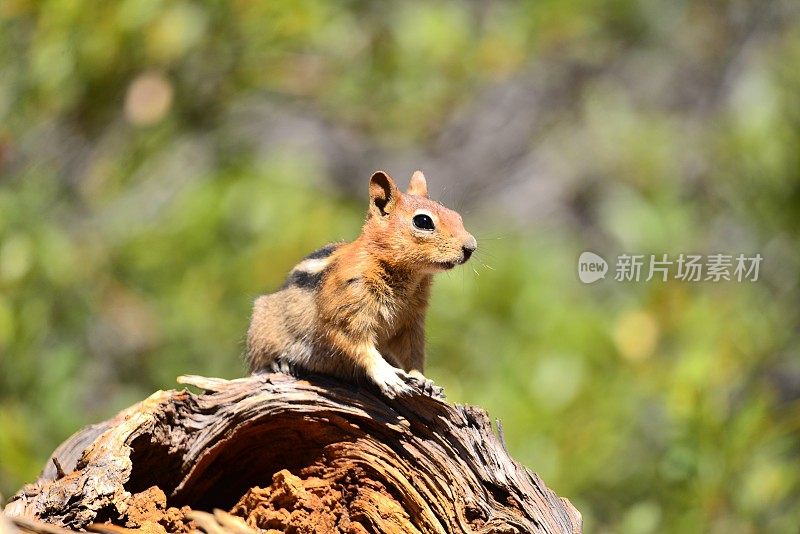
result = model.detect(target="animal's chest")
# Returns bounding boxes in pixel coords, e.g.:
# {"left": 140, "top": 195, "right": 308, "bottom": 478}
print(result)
{"left": 374, "top": 299, "right": 400, "bottom": 338}
{"left": 373, "top": 286, "right": 418, "bottom": 340}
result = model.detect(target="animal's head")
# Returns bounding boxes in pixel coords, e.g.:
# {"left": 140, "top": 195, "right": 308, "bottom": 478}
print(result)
{"left": 363, "top": 170, "right": 476, "bottom": 273}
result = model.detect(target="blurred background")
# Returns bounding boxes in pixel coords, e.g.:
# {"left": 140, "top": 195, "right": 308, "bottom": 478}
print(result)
{"left": 1, "top": 1, "right": 800, "bottom": 532}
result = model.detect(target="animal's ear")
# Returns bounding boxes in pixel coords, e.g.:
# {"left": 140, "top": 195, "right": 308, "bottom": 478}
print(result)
{"left": 407, "top": 170, "right": 428, "bottom": 198}
{"left": 369, "top": 171, "right": 399, "bottom": 217}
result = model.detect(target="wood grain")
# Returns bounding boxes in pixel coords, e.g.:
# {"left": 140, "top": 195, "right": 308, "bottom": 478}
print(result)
{"left": 4, "top": 373, "right": 581, "bottom": 533}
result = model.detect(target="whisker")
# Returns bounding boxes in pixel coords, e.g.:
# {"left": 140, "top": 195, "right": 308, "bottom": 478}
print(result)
{"left": 439, "top": 184, "right": 449, "bottom": 204}
{"left": 474, "top": 252, "right": 499, "bottom": 263}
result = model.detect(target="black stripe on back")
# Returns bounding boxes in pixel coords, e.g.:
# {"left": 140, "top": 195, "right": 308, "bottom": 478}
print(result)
{"left": 281, "top": 269, "right": 324, "bottom": 290}
{"left": 279, "top": 243, "right": 341, "bottom": 290}
{"left": 304, "top": 243, "right": 340, "bottom": 260}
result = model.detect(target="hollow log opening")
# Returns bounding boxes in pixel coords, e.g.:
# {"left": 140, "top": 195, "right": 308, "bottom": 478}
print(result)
{"left": 4, "top": 373, "right": 582, "bottom": 534}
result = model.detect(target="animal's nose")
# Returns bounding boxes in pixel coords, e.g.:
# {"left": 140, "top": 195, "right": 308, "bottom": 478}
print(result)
{"left": 462, "top": 236, "right": 477, "bottom": 262}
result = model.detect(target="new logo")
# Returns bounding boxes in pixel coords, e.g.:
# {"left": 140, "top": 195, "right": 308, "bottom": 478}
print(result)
{"left": 578, "top": 251, "right": 608, "bottom": 284}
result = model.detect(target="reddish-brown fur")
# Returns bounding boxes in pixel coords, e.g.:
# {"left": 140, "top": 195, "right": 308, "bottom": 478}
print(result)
{"left": 246, "top": 170, "right": 476, "bottom": 397}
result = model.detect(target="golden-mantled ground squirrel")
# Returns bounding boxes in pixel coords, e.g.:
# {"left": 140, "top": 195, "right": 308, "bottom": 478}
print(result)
{"left": 246, "top": 170, "right": 476, "bottom": 397}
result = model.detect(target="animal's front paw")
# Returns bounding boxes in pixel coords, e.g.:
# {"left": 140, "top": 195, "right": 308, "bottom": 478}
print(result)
{"left": 369, "top": 361, "right": 414, "bottom": 399}
{"left": 407, "top": 370, "right": 445, "bottom": 399}
{"left": 380, "top": 371, "right": 415, "bottom": 399}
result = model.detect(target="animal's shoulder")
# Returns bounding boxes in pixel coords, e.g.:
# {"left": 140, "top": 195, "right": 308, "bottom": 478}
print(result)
{"left": 280, "top": 243, "right": 344, "bottom": 291}
{"left": 303, "top": 243, "right": 342, "bottom": 261}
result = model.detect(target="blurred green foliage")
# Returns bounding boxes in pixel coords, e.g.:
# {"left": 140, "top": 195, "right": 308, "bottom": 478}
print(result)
{"left": 2, "top": 1, "right": 800, "bottom": 532}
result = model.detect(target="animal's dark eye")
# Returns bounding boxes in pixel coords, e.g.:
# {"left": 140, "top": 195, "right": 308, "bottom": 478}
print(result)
{"left": 413, "top": 213, "right": 435, "bottom": 231}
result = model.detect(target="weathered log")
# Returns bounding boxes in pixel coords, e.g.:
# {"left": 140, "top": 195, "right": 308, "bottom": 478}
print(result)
{"left": 4, "top": 373, "right": 581, "bottom": 533}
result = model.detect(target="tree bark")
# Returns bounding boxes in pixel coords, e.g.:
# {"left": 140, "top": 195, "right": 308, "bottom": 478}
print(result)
{"left": 3, "top": 373, "right": 581, "bottom": 534}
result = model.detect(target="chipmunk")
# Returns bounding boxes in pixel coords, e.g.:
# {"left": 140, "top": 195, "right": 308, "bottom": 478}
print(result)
{"left": 246, "top": 170, "right": 476, "bottom": 398}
